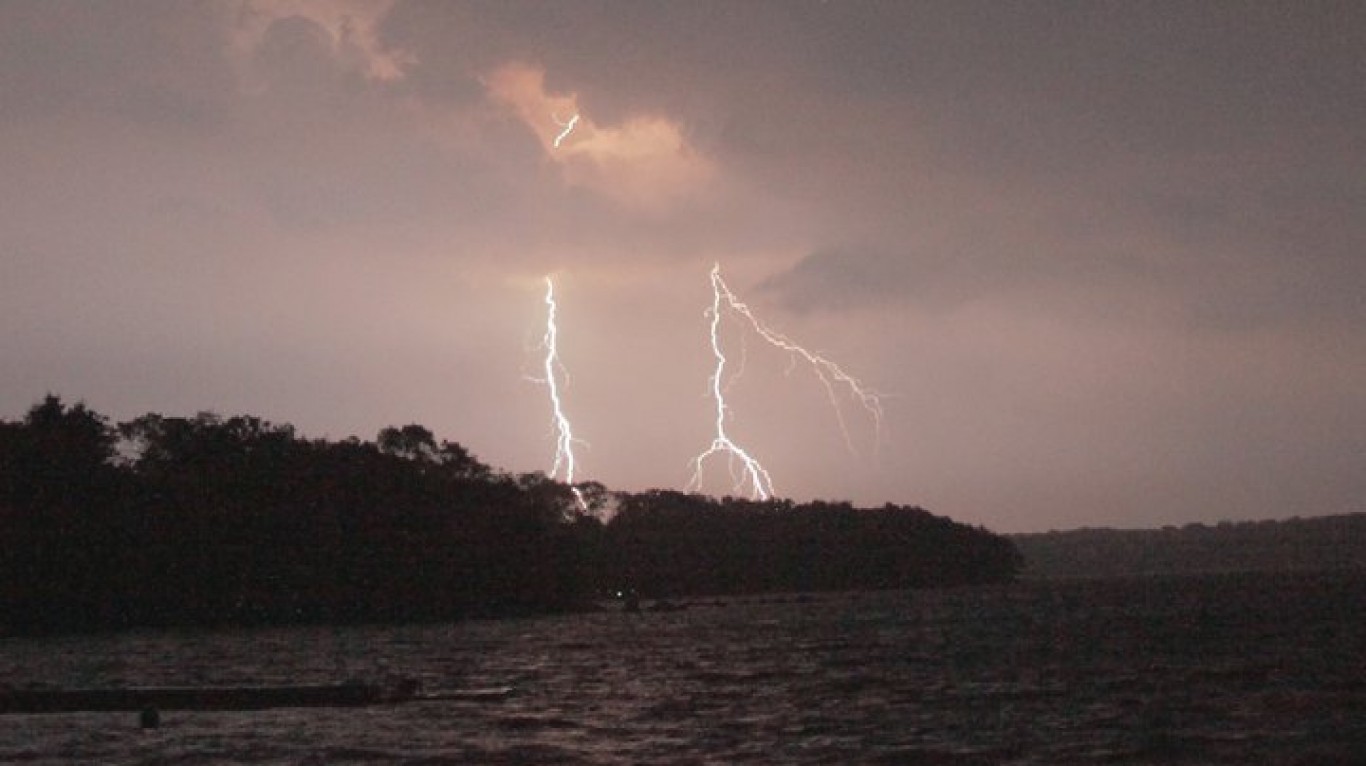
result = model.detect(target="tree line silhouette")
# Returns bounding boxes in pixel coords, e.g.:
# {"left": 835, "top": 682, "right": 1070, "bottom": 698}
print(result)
{"left": 0, "top": 395, "right": 1021, "bottom": 635}
{"left": 1013, "top": 514, "right": 1366, "bottom": 578}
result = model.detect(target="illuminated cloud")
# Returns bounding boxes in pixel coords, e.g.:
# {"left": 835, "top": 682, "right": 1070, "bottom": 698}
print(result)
{"left": 484, "top": 62, "right": 715, "bottom": 209}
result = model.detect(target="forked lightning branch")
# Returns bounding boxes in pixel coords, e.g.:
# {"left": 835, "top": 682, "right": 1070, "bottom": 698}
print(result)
{"left": 535, "top": 266, "right": 883, "bottom": 505}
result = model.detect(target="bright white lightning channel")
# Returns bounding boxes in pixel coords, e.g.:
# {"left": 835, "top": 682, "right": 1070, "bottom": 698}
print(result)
{"left": 540, "top": 277, "right": 587, "bottom": 510}
{"left": 552, "top": 113, "right": 580, "bottom": 149}
{"left": 689, "top": 267, "right": 777, "bottom": 501}
{"left": 689, "top": 263, "right": 885, "bottom": 501}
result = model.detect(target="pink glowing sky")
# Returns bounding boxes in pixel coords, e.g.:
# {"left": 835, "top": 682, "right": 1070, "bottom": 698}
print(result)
{"left": 2, "top": 1, "right": 1363, "bottom": 531}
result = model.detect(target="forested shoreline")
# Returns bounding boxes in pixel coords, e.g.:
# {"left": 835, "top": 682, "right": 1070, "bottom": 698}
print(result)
{"left": 0, "top": 395, "right": 1021, "bottom": 635}
{"left": 1013, "top": 514, "right": 1366, "bottom": 579}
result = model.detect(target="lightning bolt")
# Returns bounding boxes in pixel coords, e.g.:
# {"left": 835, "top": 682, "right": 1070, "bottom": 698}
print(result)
{"left": 688, "top": 267, "right": 777, "bottom": 501}
{"left": 711, "top": 264, "right": 884, "bottom": 452}
{"left": 552, "top": 112, "right": 580, "bottom": 149}
{"left": 689, "top": 263, "right": 885, "bottom": 500}
{"left": 540, "top": 276, "right": 587, "bottom": 510}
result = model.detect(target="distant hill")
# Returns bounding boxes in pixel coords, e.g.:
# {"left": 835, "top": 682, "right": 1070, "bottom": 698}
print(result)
{"left": 1011, "top": 513, "right": 1366, "bottom": 579}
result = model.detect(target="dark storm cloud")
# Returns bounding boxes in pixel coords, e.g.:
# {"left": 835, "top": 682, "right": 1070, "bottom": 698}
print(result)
{"left": 720, "top": 2, "right": 1366, "bottom": 333}
{"left": 380, "top": 0, "right": 1366, "bottom": 335}
{"left": 764, "top": 170, "right": 1366, "bottom": 332}
{"left": 753, "top": 244, "right": 1047, "bottom": 314}
{"left": 381, "top": 2, "right": 1364, "bottom": 162}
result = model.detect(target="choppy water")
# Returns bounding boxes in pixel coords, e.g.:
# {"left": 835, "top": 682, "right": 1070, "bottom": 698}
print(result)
{"left": 2, "top": 570, "right": 1364, "bottom": 765}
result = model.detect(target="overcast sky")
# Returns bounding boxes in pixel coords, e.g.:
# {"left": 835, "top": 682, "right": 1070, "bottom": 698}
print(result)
{"left": 2, "top": 0, "right": 1362, "bottom": 532}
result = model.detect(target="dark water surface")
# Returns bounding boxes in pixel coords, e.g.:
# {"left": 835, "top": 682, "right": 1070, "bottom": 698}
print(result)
{"left": 3, "top": 571, "right": 1364, "bottom": 764}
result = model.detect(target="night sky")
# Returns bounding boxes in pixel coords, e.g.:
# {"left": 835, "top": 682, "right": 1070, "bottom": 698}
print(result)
{"left": 2, "top": 1, "right": 1362, "bottom": 532}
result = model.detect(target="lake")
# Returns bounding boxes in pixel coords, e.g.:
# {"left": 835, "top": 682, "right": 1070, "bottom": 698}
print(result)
{"left": 2, "top": 570, "right": 1363, "bottom": 764}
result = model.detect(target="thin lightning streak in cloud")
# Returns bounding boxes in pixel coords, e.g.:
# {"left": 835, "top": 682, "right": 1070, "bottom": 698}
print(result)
{"left": 552, "top": 113, "right": 580, "bottom": 149}
{"left": 541, "top": 277, "right": 587, "bottom": 510}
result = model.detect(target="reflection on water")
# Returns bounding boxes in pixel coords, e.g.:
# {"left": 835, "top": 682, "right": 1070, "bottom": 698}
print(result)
{"left": 2, "top": 570, "right": 1364, "bottom": 764}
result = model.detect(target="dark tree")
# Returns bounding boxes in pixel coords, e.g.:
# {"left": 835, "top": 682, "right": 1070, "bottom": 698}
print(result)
{"left": 377, "top": 424, "right": 438, "bottom": 462}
